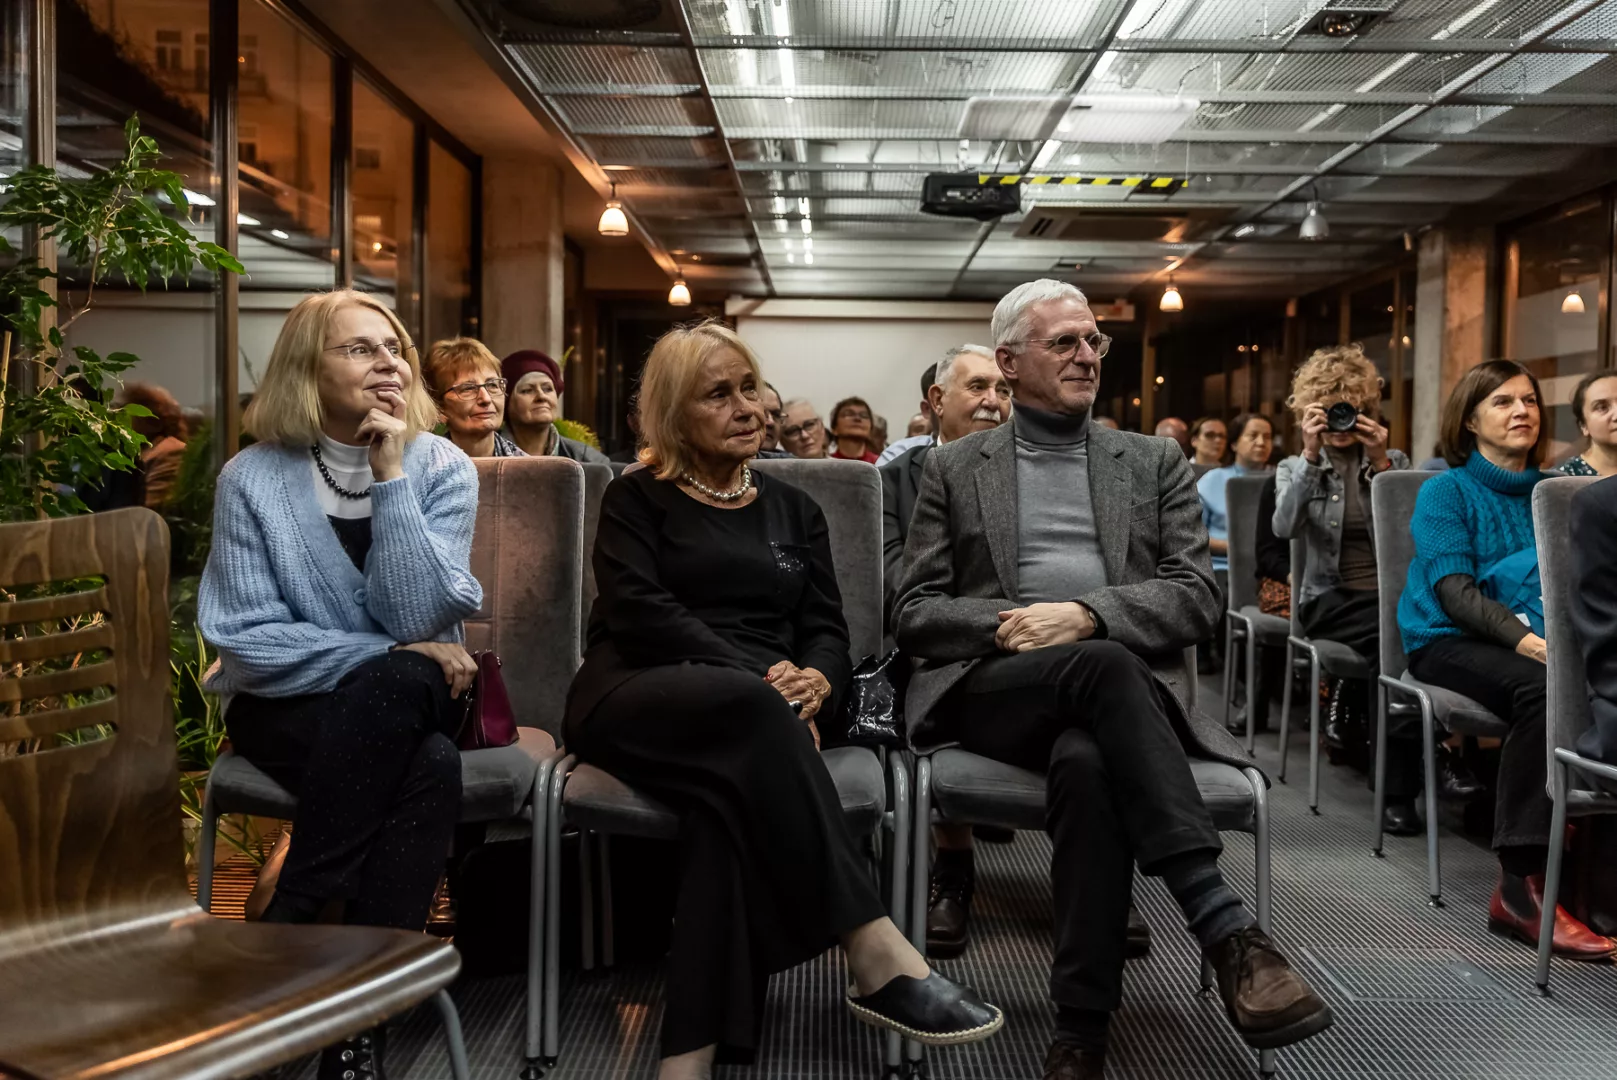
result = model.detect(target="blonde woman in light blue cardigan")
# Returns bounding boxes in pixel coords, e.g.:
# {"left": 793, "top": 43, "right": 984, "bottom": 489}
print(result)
{"left": 199, "top": 289, "right": 481, "bottom": 1078}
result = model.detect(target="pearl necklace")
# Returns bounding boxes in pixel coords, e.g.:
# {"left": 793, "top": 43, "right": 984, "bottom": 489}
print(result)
{"left": 682, "top": 465, "right": 752, "bottom": 502}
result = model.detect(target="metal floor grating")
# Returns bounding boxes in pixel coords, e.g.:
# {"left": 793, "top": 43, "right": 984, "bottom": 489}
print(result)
{"left": 265, "top": 675, "right": 1617, "bottom": 1079}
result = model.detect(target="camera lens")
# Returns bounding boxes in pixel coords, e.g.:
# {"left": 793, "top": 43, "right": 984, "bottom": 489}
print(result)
{"left": 1325, "top": 402, "right": 1359, "bottom": 433}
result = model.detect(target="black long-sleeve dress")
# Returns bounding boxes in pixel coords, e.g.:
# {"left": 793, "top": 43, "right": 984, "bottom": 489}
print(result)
{"left": 563, "top": 467, "right": 886, "bottom": 1061}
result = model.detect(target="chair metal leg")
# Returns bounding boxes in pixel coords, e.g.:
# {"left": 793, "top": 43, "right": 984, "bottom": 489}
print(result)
{"left": 907, "top": 757, "right": 932, "bottom": 1070}
{"left": 1277, "top": 640, "right": 1295, "bottom": 783}
{"left": 196, "top": 779, "right": 219, "bottom": 913}
{"left": 600, "top": 834, "right": 615, "bottom": 969}
{"left": 523, "top": 754, "right": 554, "bottom": 1076}
{"left": 430, "top": 989, "right": 471, "bottom": 1080}
{"left": 1247, "top": 766, "right": 1276, "bottom": 1079}
{"left": 579, "top": 830, "right": 596, "bottom": 971}
{"left": 886, "top": 754, "right": 911, "bottom": 1077}
{"left": 1418, "top": 694, "right": 1444, "bottom": 907}
{"left": 1244, "top": 622, "right": 1259, "bottom": 754}
{"left": 1534, "top": 756, "right": 1571, "bottom": 995}
{"left": 1372, "top": 680, "right": 1390, "bottom": 857}
{"left": 1306, "top": 650, "right": 1321, "bottom": 815}
{"left": 542, "top": 754, "right": 574, "bottom": 1066}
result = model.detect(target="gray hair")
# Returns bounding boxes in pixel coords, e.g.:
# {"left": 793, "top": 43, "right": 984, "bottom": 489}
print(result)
{"left": 991, "top": 279, "right": 1089, "bottom": 350}
{"left": 934, "top": 344, "right": 995, "bottom": 393}
{"left": 781, "top": 397, "right": 817, "bottom": 414}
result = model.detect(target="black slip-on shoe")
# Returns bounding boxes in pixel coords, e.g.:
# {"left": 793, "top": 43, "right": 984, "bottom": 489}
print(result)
{"left": 846, "top": 972, "right": 1004, "bottom": 1045}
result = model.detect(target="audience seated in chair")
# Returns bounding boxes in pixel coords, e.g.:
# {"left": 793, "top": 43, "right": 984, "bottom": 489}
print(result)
{"left": 562, "top": 319, "right": 1001, "bottom": 1080}
{"left": 1273, "top": 345, "right": 1475, "bottom": 834}
{"left": 893, "top": 278, "right": 1332, "bottom": 1080}
{"left": 879, "top": 342, "right": 1010, "bottom": 960}
{"left": 779, "top": 398, "right": 829, "bottom": 459}
{"left": 424, "top": 336, "right": 524, "bottom": 458}
{"left": 1197, "top": 413, "right": 1274, "bottom": 703}
{"left": 1560, "top": 369, "right": 1617, "bottom": 478}
{"left": 198, "top": 289, "right": 485, "bottom": 1079}
{"left": 1187, "top": 415, "right": 1226, "bottom": 479}
{"left": 1253, "top": 474, "right": 1290, "bottom": 618}
{"left": 829, "top": 395, "right": 880, "bottom": 463}
{"left": 1571, "top": 474, "right": 1617, "bottom": 768}
{"left": 1396, "top": 359, "right": 1615, "bottom": 961}
{"left": 500, "top": 348, "right": 609, "bottom": 463}
{"left": 876, "top": 363, "right": 940, "bottom": 466}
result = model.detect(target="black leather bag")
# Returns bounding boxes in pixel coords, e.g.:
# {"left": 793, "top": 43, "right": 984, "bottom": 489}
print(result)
{"left": 833, "top": 650, "right": 909, "bottom": 749}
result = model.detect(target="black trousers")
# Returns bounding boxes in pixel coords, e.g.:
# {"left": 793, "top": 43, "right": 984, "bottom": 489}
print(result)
{"left": 1299, "top": 586, "right": 1425, "bottom": 799}
{"left": 226, "top": 650, "right": 462, "bottom": 931}
{"left": 947, "top": 640, "right": 1224, "bottom": 1013}
{"left": 1407, "top": 636, "right": 1553, "bottom": 853}
{"left": 566, "top": 663, "right": 887, "bottom": 1061}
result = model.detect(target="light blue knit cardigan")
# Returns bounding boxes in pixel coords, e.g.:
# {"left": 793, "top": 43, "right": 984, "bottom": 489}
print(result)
{"left": 199, "top": 433, "right": 483, "bottom": 698}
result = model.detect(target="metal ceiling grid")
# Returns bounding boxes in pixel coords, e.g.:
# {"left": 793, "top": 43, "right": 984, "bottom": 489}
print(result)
{"left": 738, "top": 170, "right": 925, "bottom": 195}
{"left": 552, "top": 94, "right": 717, "bottom": 134}
{"left": 714, "top": 97, "right": 966, "bottom": 139}
{"left": 504, "top": 43, "right": 700, "bottom": 92}
{"left": 701, "top": 48, "right": 1083, "bottom": 96}
{"left": 1360, "top": 0, "right": 1586, "bottom": 40}
{"left": 684, "top": 0, "right": 1131, "bottom": 49}
{"left": 581, "top": 134, "right": 728, "bottom": 165}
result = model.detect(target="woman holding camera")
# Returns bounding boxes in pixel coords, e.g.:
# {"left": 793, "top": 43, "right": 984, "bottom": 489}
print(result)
{"left": 1272, "top": 346, "right": 1455, "bottom": 836}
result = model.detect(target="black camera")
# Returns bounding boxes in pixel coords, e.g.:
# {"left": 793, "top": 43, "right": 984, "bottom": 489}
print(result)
{"left": 1325, "top": 402, "right": 1360, "bottom": 433}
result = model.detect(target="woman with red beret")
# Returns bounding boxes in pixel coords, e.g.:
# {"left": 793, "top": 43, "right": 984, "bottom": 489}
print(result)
{"left": 500, "top": 349, "right": 609, "bottom": 464}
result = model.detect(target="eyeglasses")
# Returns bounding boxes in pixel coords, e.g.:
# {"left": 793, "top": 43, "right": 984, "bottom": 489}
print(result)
{"left": 782, "top": 417, "right": 822, "bottom": 440}
{"left": 838, "top": 408, "right": 872, "bottom": 424}
{"left": 326, "top": 340, "right": 404, "bottom": 362}
{"left": 443, "top": 378, "right": 508, "bottom": 401}
{"left": 1007, "top": 332, "right": 1111, "bottom": 361}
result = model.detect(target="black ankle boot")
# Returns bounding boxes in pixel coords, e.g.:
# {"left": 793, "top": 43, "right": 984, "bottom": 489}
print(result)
{"left": 318, "top": 1027, "right": 386, "bottom": 1080}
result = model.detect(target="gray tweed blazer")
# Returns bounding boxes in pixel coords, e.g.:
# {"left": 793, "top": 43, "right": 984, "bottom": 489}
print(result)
{"left": 891, "top": 419, "right": 1254, "bottom": 770}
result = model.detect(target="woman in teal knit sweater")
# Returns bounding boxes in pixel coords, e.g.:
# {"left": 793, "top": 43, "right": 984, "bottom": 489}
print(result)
{"left": 200, "top": 290, "right": 484, "bottom": 1080}
{"left": 1398, "top": 359, "right": 1614, "bottom": 961}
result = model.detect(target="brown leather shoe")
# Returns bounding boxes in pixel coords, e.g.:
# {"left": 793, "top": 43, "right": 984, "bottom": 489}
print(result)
{"left": 1043, "top": 1041, "right": 1105, "bottom": 1080}
{"left": 1489, "top": 873, "right": 1617, "bottom": 962}
{"left": 926, "top": 865, "right": 974, "bottom": 960}
{"left": 1207, "top": 926, "right": 1334, "bottom": 1049}
{"left": 1125, "top": 902, "right": 1151, "bottom": 960}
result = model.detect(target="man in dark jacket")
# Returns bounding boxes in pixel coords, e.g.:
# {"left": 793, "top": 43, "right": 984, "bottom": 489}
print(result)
{"left": 893, "top": 279, "right": 1332, "bottom": 1080}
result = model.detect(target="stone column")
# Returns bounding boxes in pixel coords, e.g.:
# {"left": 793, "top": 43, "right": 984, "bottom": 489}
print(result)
{"left": 1412, "top": 226, "right": 1496, "bottom": 461}
{"left": 482, "top": 158, "right": 564, "bottom": 361}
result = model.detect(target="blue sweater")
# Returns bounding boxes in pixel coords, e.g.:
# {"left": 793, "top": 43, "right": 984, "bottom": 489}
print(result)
{"left": 200, "top": 434, "right": 483, "bottom": 698}
{"left": 1396, "top": 452, "right": 1543, "bottom": 656}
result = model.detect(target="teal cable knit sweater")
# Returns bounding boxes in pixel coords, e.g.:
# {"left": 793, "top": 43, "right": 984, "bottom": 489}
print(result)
{"left": 1396, "top": 451, "right": 1543, "bottom": 656}
{"left": 200, "top": 433, "right": 483, "bottom": 698}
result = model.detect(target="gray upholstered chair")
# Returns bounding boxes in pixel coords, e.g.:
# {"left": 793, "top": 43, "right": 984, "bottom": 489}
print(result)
{"left": 542, "top": 457, "right": 909, "bottom": 1071}
{"left": 196, "top": 456, "right": 581, "bottom": 1079}
{"left": 1276, "top": 536, "right": 1370, "bottom": 813}
{"left": 1222, "top": 474, "right": 1289, "bottom": 753}
{"left": 1531, "top": 476, "right": 1617, "bottom": 992}
{"left": 1368, "top": 469, "right": 1508, "bottom": 905}
{"left": 911, "top": 647, "right": 1277, "bottom": 1077}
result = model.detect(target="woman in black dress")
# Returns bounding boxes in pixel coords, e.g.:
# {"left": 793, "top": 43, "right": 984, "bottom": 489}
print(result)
{"left": 565, "top": 320, "right": 1001, "bottom": 1078}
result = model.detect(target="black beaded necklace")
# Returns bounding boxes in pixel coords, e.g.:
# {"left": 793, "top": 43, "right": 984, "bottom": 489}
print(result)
{"left": 310, "top": 442, "right": 371, "bottom": 500}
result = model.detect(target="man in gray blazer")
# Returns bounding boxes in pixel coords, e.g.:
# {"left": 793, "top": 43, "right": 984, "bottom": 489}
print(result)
{"left": 893, "top": 279, "right": 1332, "bottom": 1079}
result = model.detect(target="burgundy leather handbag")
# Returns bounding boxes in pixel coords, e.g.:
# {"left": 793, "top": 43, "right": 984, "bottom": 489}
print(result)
{"left": 457, "top": 650, "right": 518, "bottom": 751}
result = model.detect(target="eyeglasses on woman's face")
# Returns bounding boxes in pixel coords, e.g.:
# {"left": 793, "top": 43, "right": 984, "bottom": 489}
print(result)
{"left": 326, "top": 339, "right": 404, "bottom": 362}
{"left": 443, "top": 377, "right": 508, "bottom": 401}
{"left": 782, "top": 416, "right": 821, "bottom": 441}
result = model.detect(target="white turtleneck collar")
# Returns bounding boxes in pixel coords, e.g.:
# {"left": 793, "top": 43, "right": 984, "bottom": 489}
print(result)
{"left": 311, "top": 433, "right": 374, "bottom": 519}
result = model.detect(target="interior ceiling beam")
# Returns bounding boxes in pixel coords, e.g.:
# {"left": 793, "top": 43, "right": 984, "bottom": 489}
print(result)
{"left": 667, "top": 0, "right": 774, "bottom": 295}
{"left": 661, "top": 127, "right": 1606, "bottom": 147}
{"left": 499, "top": 31, "right": 1617, "bottom": 55}
{"left": 728, "top": 161, "right": 1574, "bottom": 179}
{"left": 694, "top": 89, "right": 1617, "bottom": 108}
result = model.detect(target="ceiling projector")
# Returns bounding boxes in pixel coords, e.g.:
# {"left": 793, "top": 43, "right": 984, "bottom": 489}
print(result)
{"left": 921, "top": 173, "right": 1022, "bottom": 222}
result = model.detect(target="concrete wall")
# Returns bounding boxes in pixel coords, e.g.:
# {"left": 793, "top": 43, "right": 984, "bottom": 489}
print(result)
{"left": 482, "top": 157, "right": 564, "bottom": 360}
{"left": 1413, "top": 226, "right": 1497, "bottom": 461}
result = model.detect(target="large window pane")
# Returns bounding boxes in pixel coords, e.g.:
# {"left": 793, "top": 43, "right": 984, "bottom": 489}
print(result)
{"left": 1503, "top": 195, "right": 1611, "bottom": 459}
{"left": 1, "top": 0, "right": 22, "bottom": 180}
{"left": 351, "top": 78, "right": 414, "bottom": 333}
{"left": 425, "top": 139, "right": 472, "bottom": 344}
{"left": 56, "top": 0, "right": 218, "bottom": 478}
{"left": 238, "top": 0, "right": 334, "bottom": 289}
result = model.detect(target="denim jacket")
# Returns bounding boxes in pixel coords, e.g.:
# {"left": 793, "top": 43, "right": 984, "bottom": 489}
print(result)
{"left": 1272, "top": 447, "right": 1410, "bottom": 608}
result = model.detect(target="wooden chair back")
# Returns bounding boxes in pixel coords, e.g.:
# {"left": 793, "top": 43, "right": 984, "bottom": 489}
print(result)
{"left": 0, "top": 507, "right": 186, "bottom": 940}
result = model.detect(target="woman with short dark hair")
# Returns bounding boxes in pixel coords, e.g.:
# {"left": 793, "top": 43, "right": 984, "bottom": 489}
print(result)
{"left": 1560, "top": 369, "right": 1617, "bottom": 477}
{"left": 1399, "top": 359, "right": 1614, "bottom": 960}
{"left": 566, "top": 319, "right": 1000, "bottom": 1079}
{"left": 829, "top": 395, "right": 878, "bottom": 463}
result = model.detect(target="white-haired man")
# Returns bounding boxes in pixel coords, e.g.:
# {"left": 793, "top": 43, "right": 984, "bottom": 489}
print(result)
{"left": 893, "top": 279, "right": 1332, "bottom": 1078}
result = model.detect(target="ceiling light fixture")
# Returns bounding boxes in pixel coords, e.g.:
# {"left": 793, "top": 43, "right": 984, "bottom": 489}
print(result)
{"left": 804, "top": 251, "right": 814, "bottom": 265}
{"left": 598, "top": 183, "right": 629, "bottom": 237}
{"left": 1298, "top": 188, "right": 1330, "bottom": 241}
{"left": 668, "top": 273, "right": 691, "bottom": 307}
{"left": 270, "top": 228, "right": 289, "bottom": 239}
{"left": 1159, "top": 278, "right": 1184, "bottom": 313}
{"left": 1233, "top": 223, "right": 1257, "bottom": 238}
{"left": 1563, "top": 291, "right": 1586, "bottom": 314}
{"left": 236, "top": 212, "right": 260, "bottom": 226}
{"left": 772, "top": 0, "right": 795, "bottom": 94}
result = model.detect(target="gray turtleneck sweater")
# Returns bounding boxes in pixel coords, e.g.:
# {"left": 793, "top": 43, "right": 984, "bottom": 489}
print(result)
{"left": 1013, "top": 403, "right": 1109, "bottom": 606}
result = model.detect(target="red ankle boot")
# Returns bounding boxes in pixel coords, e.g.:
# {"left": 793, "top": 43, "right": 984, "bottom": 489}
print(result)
{"left": 1488, "top": 874, "right": 1617, "bottom": 962}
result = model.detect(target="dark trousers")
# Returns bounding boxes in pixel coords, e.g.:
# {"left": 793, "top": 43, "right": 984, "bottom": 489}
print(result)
{"left": 566, "top": 663, "right": 887, "bottom": 1061}
{"left": 1407, "top": 636, "right": 1553, "bottom": 853}
{"left": 947, "top": 640, "right": 1224, "bottom": 1013}
{"left": 225, "top": 650, "right": 462, "bottom": 931}
{"left": 1298, "top": 586, "right": 1425, "bottom": 798}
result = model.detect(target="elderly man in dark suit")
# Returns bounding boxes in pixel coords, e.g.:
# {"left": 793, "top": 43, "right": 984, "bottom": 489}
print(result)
{"left": 893, "top": 279, "right": 1332, "bottom": 1080}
